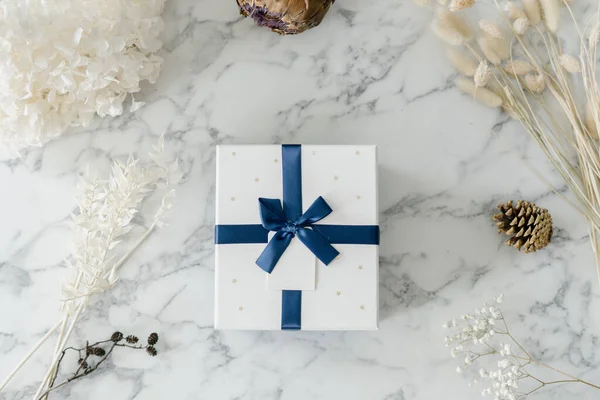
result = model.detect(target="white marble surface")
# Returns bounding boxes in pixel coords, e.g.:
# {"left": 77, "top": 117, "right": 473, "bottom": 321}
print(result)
{"left": 2, "top": 0, "right": 600, "bottom": 399}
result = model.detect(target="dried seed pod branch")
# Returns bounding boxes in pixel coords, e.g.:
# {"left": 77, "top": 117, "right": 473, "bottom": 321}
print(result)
{"left": 39, "top": 332, "right": 159, "bottom": 400}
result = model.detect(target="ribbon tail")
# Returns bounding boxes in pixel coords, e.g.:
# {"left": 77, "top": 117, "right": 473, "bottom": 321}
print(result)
{"left": 256, "top": 231, "right": 293, "bottom": 273}
{"left": 297, "top": 228, "right": 340, "bottom": 266}
{"left": 281, "top": 290, "right": 302, "bottom": 330}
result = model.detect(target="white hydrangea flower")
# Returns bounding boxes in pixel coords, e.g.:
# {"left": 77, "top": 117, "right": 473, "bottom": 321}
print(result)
{"left": 0, "top": 0, "right": 166, "bottom": 153}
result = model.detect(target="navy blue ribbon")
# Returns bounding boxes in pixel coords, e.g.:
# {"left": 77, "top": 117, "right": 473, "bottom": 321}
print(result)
{"left": 215, "top": 144, "right": 379, "bottom": 330}
{"left": 255, "top": 196, "right": 340, "bottom": 273}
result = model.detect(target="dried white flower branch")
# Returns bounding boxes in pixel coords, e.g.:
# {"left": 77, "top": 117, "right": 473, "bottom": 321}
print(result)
{"left": 445, "top": 295, "right": 600, "bottom": 399}
{"left": 433, "top": 0, "right": 600, "bottom": 285}
{"left": 0, "top": 136, "right": 181, "bottom": 397}
{"left": 0, "top": 0, "right": 166, "bottom": 154}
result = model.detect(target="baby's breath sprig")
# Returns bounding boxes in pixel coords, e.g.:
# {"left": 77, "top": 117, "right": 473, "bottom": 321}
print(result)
{"left": 445, "top": 295, "right": 600, "bottom": 399}
{"left": 39, "top": 332, "right": 160, "bottom": 400}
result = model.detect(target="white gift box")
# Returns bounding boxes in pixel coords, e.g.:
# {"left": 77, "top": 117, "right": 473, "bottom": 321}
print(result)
{"left": 214, "top": 145, "right": 379, "bottom": 330}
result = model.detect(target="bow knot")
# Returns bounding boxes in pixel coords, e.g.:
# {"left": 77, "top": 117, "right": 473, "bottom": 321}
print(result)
{"left": 283, "top": 222, "right": 298, "bottom": 235}
{"left": 255, "top": 196, "right": 340, "bottom": 273}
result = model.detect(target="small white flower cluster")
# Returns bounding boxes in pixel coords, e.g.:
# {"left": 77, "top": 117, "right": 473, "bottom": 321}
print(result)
{"left": 0, "top": 0, "right": 166, "bottom": 153}
{"left": 444, "top": 295, "right": 528, "bottom": 400}
{"left": 444, "top": 294, "right": 504, "bottom": 351}
{"left": 478, "top": 352, "right": 527, "bottom": 400}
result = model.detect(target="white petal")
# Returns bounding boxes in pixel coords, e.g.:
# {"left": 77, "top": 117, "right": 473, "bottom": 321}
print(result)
{"left": 130, "top": 98, "right": 145, "bottom": 112}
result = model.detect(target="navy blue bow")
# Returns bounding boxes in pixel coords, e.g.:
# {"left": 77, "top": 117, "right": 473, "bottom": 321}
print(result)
{"left": 256, "top": 196, "right": 340, "bottom": 273}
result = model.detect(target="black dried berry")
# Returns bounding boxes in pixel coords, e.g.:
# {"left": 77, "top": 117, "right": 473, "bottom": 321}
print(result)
{"left": 111, "top": 332, "right": 124, "bottom": 342}
{"left": 89, "top": 347, "right": 106, "bottom": 357}
{"left": 126, "top": 335, "right": 139, "bottom": 344}
{"left": 146, "top": 345, "right": 157, "bottom": 357}
{"left": 147, "top": 333, "right": 159, "bottom": 345}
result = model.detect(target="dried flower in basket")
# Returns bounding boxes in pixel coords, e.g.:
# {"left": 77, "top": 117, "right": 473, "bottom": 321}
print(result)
{"left": 0, "top": 0, "right": 166, "bottom": 154}
{"left": 493, "top": 200, "right": 553, "bottom": 253}
{"left": 236, "top": 0, "right": 335, "bottom": 35}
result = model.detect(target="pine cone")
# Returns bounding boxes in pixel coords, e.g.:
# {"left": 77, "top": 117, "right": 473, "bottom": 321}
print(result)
{"left": 493, "top": 200, "right": 553, "bottom": 253}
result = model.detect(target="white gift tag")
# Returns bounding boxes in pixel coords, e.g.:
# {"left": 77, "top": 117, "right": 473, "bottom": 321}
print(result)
{"left": 266, "top": 232, "right": 317, "bottom": 291}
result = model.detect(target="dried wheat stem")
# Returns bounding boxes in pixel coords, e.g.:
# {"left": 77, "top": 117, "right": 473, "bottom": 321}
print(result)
{"left": 511, "top": 72, "right": 600, "bottom": 223}
{"left": 523, "top": 0, "right": 541, "bottom": 24}
{"left": 447, "top": 48, "right": 478, "bottom": 76}
{"left": 109, "top": 220, "right": 159, "bottom": 281}
{"left": 559, "top": 53, "right": 582, "bottom": 73}
{"left": 456, "top": 77, "right": 503, "bottom": 107}
{"left": 525, "top": 73, "right": 546, "bottom": 93}
{"left": 504, "top": 60, "right": 534, "bottom": 75}
{"left": 514, "top": 17, "right": 530, "bottom": 35}
{"left": 589, "top": 227, "right": 600, "bottom": 288}
{"left": 474, "top": 61, "right": 491, "bottom": 87}
{"left": 585, "top": 101, "right": 600, "bottom": 139}
{"left": 506, "top": 1, "right": 527, "bottom": 19}
{"left": 434, "top": 9, "right": 473, "bottom": 45}
{"left": 34, "top": 304, "right": 84, "bottom": 399}
{"left": 540, "top": 0, "right": 560, "bottom": 32}
{"left": 0, "top": 320, "right": 62, "bottom": 393}
{"left": 478, "top": 36, "right": 503, "bottom": 64}
{"left": 449, "top": 0, "right": 475, "bottom": 12}
{"left": 480, "top": 20, "right": 504, "bottom": 39}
